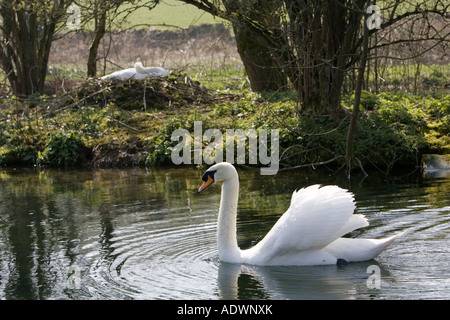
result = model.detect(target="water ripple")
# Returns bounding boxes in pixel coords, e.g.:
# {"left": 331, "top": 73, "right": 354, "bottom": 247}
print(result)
{"left": 79, "top": 206, "right": 219, "bottom": 299}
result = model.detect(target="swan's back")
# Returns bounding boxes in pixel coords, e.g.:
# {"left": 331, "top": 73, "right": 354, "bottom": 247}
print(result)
{"left": 101, "top": 62, "right": 169, "bottom": 80}
{"left": 101, "top": 68, "right": 136, "bottom": 80}
{"left": 134, "top": 62, "right": 169, "bottom": 77}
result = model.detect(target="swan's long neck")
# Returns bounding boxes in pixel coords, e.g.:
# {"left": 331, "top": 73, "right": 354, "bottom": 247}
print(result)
{"left": 217, "top": 174, "right": 241, "bottom": 262}
{"left": 135, "top": 62, "right": 148, "bottom": 74}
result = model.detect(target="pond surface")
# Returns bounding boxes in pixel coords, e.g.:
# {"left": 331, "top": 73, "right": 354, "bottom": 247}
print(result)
{"left": 0, "top": 166, "right": 449, "bottom": 300}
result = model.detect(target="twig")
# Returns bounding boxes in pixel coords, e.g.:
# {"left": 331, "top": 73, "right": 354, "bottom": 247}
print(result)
{"left": 355, "top": 157, "right": 368, "bottom": 177}
{"left": 106, "top": 116, "right": 141, "bottom": 132}
{"left": 46, "top": 84, "right": 112, "bottom": 114}
{"left": 143, "top": 86, "right": 146, "bottom": 112}
{"left": 278, "top": 156, "right": 344, "bottom": 171}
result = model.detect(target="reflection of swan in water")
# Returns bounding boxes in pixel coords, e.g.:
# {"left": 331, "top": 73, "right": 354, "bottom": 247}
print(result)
{"left": 101, "top": 62, "right": 169, "bottom": 80}
{"left": 217, "top": 260, "right": 388, "bottom": 299}
{"left": 198, "top": 162, "right": 403, "bottom": 266}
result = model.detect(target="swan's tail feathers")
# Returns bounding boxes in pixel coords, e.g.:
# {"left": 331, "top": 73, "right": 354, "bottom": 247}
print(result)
{"left": 336, "top": 214, "right": 369, "bottom": 238}
{"left": 324, "top": 232, "right": 404, "bottom": 262}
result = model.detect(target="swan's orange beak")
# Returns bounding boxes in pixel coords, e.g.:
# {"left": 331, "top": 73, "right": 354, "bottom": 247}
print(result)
{"left": 198, "top": 175, "right": 214, "bottom": 192}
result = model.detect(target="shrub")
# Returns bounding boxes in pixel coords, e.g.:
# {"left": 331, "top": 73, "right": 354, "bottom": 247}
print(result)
{"left": 143, "top": 116, "right": 194, "bottom": 166}
{"left": 38, "top": 132, "right": 85, "bottom": 167}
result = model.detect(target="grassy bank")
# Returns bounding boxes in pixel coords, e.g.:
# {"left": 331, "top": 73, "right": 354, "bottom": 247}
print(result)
{"left": 1, "top": 72, "right": 448, "bottom": 174}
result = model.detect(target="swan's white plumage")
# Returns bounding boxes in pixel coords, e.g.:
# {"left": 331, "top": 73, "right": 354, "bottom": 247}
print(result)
{"left": 248, "top": 186, "right": 359, "bottom": 253}
{"left": 323, "top": 234, "right": 403, "bottom": 262}
{"left": 101, "top": 62, "right": 169, "bottom": 80}
{"left": 199, "top": 162, "right": 403, "bottom": 266}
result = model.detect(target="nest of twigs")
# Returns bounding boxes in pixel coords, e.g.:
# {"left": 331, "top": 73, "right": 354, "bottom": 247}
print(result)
{"left": 61, "top": 73, "right": 213, "bottom": 110}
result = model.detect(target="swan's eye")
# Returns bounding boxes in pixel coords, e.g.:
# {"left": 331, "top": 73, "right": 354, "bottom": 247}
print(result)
{"left": 201, "top": 170, "right": 216, "bottom": 182}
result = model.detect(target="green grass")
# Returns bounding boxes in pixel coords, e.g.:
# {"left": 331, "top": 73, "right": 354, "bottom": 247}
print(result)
{"left": 122, "top": 0, "right": 223, "bottom": 29}
{"left": 366, "top": 63, "right": 450, "bottom": 94}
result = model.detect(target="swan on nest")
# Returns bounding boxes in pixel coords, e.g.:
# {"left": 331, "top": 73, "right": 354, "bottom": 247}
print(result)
{"left": 101, "top": 62, "right": 169, "bottom": 80}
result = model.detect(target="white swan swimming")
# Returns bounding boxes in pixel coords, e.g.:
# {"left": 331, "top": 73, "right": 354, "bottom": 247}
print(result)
{"left": 101, "top": 62, "right": 169, "bottom": 80}
{"left": 198, "top": 162, "right": 403, "bottom": 266}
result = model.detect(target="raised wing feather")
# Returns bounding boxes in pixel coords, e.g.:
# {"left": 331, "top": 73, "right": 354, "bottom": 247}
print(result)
{"left": 251, "top": 185, "right": 364, "bottom": 260}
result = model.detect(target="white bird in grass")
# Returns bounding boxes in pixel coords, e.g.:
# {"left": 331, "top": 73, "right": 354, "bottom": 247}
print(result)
{"left": 198, "top": 162, "right": 403, "bottom": 266}
{"left": 101, "top": 62, "right": 169, "bottom": 80}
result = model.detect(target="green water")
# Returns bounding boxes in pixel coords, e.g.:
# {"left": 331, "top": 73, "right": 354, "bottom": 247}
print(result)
{"left": 0, "top": 166, "right": 449, "bottom": 299}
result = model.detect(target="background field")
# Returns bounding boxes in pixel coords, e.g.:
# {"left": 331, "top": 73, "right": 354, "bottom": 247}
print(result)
{"left": 123, "top": 0, "right": 222, "bottom": 29}
{"left": 47, "top": 0, "right": 449, "bottom": 96}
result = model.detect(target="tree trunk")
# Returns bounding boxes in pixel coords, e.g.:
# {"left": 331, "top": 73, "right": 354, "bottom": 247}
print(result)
{"left": 223, "top": 0, "right": 288, "bottom": 92}
{"left": 0, "top": 1, "right": 64, "bottom": 96}
{"left": 233, "top": 22, "right": 287, "bottom": 92}
{"left": 346, "top": 1, "right": 370, "bottom": 176}
{"left": 87, "top": 5, "right": 107, "bottom": 77}
{"left": 284, "top": 0, "right": 364, "bottom": 115}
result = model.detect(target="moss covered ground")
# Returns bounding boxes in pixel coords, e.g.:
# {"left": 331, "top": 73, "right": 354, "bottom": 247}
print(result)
{"left": 1, "top": 72, "right": 448, "bottom": 175}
